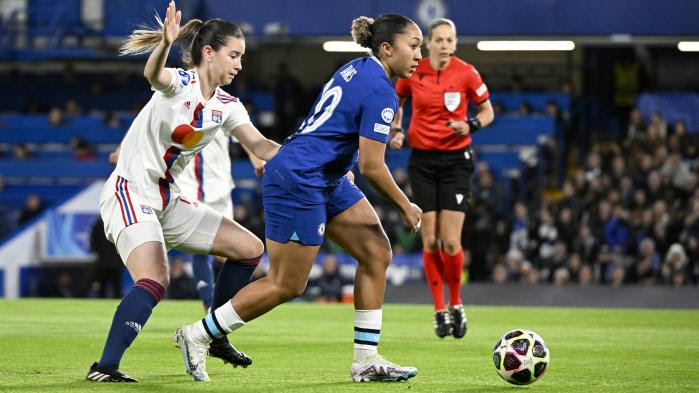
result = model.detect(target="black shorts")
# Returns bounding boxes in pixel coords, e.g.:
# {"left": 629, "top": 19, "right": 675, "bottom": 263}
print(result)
{"left": 408, "top": 146, "right": 474, "bottom": 213}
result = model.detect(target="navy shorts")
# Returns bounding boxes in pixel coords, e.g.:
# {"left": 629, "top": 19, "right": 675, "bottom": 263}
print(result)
{"left": 263, "top": 176, "right": 365, "bottom": 246}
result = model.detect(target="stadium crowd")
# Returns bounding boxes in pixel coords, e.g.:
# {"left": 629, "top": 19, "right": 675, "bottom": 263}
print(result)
{"left": 1, "top": 64, "right": 697, "bottom": 297}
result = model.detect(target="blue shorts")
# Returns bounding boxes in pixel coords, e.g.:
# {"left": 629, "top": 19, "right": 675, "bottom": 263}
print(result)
{"left": 263, "top": 176, "right": 365, "bottom": 246}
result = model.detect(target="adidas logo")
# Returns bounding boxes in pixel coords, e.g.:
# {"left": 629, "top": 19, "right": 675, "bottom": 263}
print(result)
{"left": 125, "top": 321, "right": 142, "bottom": 333}
{"left": 456, "top": 194, "right": 464, "bottom": 204}
{"left": 184, "top": 101, "right": 191, "bottom": 109}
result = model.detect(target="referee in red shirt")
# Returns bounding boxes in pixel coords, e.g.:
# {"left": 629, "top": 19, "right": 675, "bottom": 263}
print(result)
{"left": 390, "top": 18, "right": 494, "bottom": 339}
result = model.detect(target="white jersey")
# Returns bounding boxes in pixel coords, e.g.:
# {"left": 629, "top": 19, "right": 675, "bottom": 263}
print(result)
{"left": 113, "top": 68, "right": 250, "bottom": 211}
{"left": 177, "top": 130, "right": 234, "bottom": 204}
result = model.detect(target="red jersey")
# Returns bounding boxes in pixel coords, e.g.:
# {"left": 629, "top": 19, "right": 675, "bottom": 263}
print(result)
{"left": 395, "top": 56, "right": 489, "bottom": 151}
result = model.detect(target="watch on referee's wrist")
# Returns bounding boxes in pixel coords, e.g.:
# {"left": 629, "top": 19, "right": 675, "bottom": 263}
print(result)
{"left": 466, "top": 117, "right": 482, "bottom": 133}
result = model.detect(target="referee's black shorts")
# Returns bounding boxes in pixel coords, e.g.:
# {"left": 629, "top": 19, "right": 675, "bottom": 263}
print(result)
{"left": 407, "top": 145, "right": 474, "bottom": 213}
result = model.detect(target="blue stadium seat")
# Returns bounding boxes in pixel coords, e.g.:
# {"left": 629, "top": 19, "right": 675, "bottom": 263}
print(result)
{"left": 489, "top": 92, "right": 570, "bottom": 112}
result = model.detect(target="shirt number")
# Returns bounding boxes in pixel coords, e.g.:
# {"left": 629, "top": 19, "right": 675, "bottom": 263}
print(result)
{"left": 299, "top": 81, "right": 343, "bottom": 134}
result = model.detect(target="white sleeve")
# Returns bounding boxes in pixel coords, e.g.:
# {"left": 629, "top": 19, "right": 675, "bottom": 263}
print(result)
{"left": 155, "top": 68, "right": 191, "bottom": 98}
{"left": 222, "top": 101, "right": 252, "bottom": 136}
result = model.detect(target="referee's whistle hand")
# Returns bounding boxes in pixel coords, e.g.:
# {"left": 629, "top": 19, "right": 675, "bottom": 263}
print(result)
{"left": 389, "top": 130, "right": 405, "bottom": 149}
{"left": 401, "top": 202, "right": 423, "bottom": 235}
{"left": 447, "top": 120, "right": 470, "bottom": 136}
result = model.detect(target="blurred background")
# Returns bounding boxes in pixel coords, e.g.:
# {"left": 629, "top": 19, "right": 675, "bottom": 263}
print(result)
{"left": 0, "top": 0, "right": 697, "bottom": 305}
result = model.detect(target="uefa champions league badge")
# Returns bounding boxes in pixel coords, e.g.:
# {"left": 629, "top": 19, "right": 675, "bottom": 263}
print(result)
{"left": 381, "top": 108, "right": 395, "bottom": 123}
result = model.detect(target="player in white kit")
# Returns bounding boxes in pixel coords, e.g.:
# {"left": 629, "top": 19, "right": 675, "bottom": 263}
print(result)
{"left": 86, "top": 1, "right": 279, "bottom": 382}
{"left": 177, "top": 131, "right": 264, "bottom": 368}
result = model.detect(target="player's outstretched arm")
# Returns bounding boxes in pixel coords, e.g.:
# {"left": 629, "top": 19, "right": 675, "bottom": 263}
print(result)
{"left": 230, "top": 123, "right": 280, "bottom": 162}
{"left": 240, "top": 143, "right": 266, "bottom": 177}
{"left": 358, "top": 136, "right": 422, "bottom": 234}
{"left": 143, "top": 1, "right": 181, "bottom": 90}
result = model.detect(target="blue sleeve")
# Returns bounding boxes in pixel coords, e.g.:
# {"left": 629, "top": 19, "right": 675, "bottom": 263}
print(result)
{"left": 358, "top": 90, "right": 397, "bottom": 144}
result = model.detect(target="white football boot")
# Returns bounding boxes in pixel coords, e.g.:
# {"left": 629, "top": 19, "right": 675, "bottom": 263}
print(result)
{"left": 174, "top": 325, "right": 210, "bottom": 381}
{"left": 350, "top": 353, "right": 417, "bottom": 382}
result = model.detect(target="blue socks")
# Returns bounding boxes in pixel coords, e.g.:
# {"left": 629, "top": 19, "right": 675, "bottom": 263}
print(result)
{"left": 211, "top": 255, "right": 261, "bottom": 345}
{"left": 191, "top": 254, "right": 214, "bottom": 311}
{"left": 98, "top": 278, "right": 165, "bottom": 367}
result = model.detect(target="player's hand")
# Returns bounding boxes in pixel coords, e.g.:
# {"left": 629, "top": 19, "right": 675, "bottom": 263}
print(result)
{"left": 389, "top": 129, "right": 405, "bottom": 149}
{"left": 108, "top": 146, "right": 121, "bottom": 165}
{"left": 162, "top": 1, "right": 181, "bottom": 46}
{"left": 345, "top": 170, "right": 355, "bottom": 183}
{"left": 253, "top": 162, "right": 266, "bottom": 177}
{"left": 401, "top": 202, "right": 423, "bottom": 235}
{"left": 447, "top": 120, "right": 470, "bottom": 136}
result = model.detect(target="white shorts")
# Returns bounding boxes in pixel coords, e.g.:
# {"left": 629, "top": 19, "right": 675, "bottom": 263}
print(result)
{"left": 202, "top": 195, "right": 233, "bottom": 220}
{"left": 100, "top": 174, "right": 224, "bottom": 263}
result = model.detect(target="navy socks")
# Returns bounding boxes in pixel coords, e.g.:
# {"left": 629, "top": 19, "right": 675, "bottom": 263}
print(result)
{"left": 98, "top": 278, "right": 165, "bottom": 367}
{"left": 210, "top": 256, "right": 261, "bottom": 345}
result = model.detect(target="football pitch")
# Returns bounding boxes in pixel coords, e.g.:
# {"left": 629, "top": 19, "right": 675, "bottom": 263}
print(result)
{"left": 1, "top": 299, "right": 697, "bottom": 392}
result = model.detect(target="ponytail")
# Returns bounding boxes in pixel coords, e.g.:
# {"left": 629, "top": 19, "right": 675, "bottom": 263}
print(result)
{"left": 120, "top": 16, "right": 244, "bottom": 69}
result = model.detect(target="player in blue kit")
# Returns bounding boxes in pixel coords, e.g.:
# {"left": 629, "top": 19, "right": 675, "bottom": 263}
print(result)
{"left": 175, "top": 14, "right": 424, "bottom": 382}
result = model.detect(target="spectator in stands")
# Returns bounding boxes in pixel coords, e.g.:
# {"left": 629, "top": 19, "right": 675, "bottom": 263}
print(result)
{"left": 491, "top": 263, "right": 508, "bottom": 284}
{"left": 552, "top": 266, "right": 569, "bottom": 286}
{"left": 660, "top": 151, "right": 692, "bottom": 190}
{"left": 103, "top": 111, "right": 123, "bottom": 128}
{"left": 47, "top": 106, "right": 65, "bottom": 126}
{"left": 51, "top": 272, "right": 75, "bottom": 297}
{"left": 517, "top": 102, "right": 532, "bottom": 116}
{"left": 492, "top": 101, "right": 505, "bottom": 116}
{"left": 610, "top": 262, "right": 626, "bottom": 286}
{"left": 672, "top": 120, "right": 698, "bottom": 160}
{"left": 649, "top": 111, "right": 668, "bottom": 139}
{"left": 90, "top": 217, "right": 123, "bottom": 298}
{"left": 18, "top": 193, "right": 43, "bottom": 225}
{"left": 70, "top": 136, "right": 96, "bottom": 161}
{"left": 604, "top": 205, "right": 630, "bottom": 251}
{"left": 629, "top": 237, "right": 660, "bottom": 285}
{"left": 573, "top": 224, "right": 599, "bottom": 265}
{"left": 577, "top": 264, "right": 593, "bottom": 285}
{"left": 510, "top": 201, "right": 531, "bottom": 254}
{"left": 168, "top": 256, "right": 198, "bottom": 300}
{"left": 65, "top": 99, "right": 83, "bottom": 115}
{"left": 625, "top": 107, "right": 645, "bottom": 143}
{"left": 13, "top": 143, "right": 32, "bottom": 160}
{"left": 315, "top": 254, "right": 344, "bottom": 303}
{"left": 532, "top": 207, "right": 558, "bottom": 268}
{"left": 556, "top": 207, "right": 576, "bottom": 251}
{"left": 660, "top": 243, "right": 688, "bottom": 286}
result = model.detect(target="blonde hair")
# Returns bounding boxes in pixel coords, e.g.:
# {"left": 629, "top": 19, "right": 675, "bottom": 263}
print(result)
{"left": 428, "top": 18, "right": 457, "bottom": 38}
{"left": 351, "top": 16, "right": 374, "bottom": 48}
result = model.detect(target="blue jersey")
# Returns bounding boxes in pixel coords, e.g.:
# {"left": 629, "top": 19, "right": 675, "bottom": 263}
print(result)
{"left": 264, "top": 56, "right": 397, "bottom": 203}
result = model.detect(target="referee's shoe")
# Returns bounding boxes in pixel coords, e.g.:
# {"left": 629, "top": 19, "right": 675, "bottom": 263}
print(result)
{"left": 86, "top": 362, "right": 138, "bottom": 382}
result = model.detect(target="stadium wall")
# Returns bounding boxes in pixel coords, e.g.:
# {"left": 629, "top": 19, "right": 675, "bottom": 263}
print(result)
{"left": 0, "top": 181, "right": 103, "bottom": 298}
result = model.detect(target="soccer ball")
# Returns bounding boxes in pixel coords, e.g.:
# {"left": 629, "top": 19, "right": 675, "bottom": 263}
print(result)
{"left": 492, "top": 329, "right": 550, "bottom": 385}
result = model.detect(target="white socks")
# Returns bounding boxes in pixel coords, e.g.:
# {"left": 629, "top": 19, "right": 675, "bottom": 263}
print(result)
{"left": 194, "top": 302, "right": 245, "bottom": 341}
{"left": 353, "top": 309, "right": 382, "bottom": 363}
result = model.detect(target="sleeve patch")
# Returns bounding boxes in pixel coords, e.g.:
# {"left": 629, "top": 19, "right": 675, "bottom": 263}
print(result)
{"left": 373, "top": 123, "right": 390, "bottom": 135}
{"left": 381, "top": 107, "right": 395, "bottom": 123}
{"left": 476, "top": 83, "right": 488, "bottom": 97}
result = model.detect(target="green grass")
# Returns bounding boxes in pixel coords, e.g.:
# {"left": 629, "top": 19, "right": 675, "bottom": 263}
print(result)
{"left": 0, "top": 299, "right": 698, "bottom": 392}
